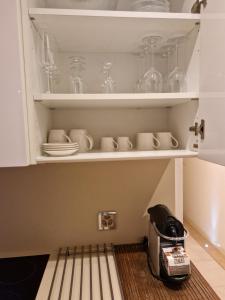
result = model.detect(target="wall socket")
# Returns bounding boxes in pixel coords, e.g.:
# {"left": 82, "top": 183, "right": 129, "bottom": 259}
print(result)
{"left": 98, "top": 211, "right": 117, "bottom": 231}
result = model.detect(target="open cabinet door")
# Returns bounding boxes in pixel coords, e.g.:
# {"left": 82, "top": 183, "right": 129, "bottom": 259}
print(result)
{"left": 0, "top": 0, "right": 30, "bottom": 167}
{"left": 198, "top": 0, "right": 225, "bottom": 165}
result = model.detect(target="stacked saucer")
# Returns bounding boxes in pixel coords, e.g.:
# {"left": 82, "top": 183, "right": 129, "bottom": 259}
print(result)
{"left": 42, "top": 143, "right": 79, "bottom": 157}
{"left": 131, "top": 0, "right": 170, "bottom": 12}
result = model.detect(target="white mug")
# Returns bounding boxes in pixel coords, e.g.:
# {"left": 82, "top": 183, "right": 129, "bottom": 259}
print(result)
{"left": 155, "top": 132, "right": 179, "bottom": 150}
{"left": 101, "top": 137, "right": 118, "bottom": 152}
{"left": 48, "top": 129, "right": 70, "bottom": 143}
{"left": 136, "top": 133, "right": 160, "bottom": 151}
{"left": 117, "top": 137, "right": 133, "bottom": 152}
{"left": 69, "top": 129, "right": 94, "bottom": 153}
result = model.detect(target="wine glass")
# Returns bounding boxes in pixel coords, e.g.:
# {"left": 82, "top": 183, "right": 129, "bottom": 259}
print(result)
{"left": 69, "top": 56, "right": 85, "bottom": 93}
{"left": 141, "top": 35, "right": 163, "bottom": 93}
{"left": 167, "top": 35, "right": 186, "bottom": 92}
{"left": 101, "top": 62, "right": 115, "bottom": 93}
{"left": 41, "top": 31, "right": 58, "bottom": 94}
{"left": 134, "top": 49, "right": 145, "bottom": 92}
{"left": 159, "top": 44, "right": 175, "bottom": 92}
{"left": 49, "top": 68, "right": 61, "bottom": 93}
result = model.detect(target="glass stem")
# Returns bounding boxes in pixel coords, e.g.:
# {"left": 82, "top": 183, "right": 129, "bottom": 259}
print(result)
{"left": 150, "top": 44, "right": 154, "bottom": 68}
{"left": 167, "top": 52, "right": 170, "bottom": 76}
{"left": 175, "top": 43, "right": 179, "bottom": 68}
{"left": 138, "top": 54, "right": 141, "bottom": 79}
{"left": 145, "top": 48, "right": 149, "bottom": 74}
{"left": 141, "top": 54, "right": 144, "bottom": 77}
{"left": 104, "top": 70, "right": 109, "bottom": 81}
{"left": 47, "top": 71, "right": 51, "bottom": 93}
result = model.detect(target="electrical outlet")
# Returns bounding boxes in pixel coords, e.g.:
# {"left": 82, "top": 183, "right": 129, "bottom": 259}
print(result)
{"left": 98, "top": 211, "right": 117, "bottom": 231}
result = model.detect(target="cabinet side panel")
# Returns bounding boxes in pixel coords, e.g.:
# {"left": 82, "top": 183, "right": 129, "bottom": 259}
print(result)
{"left": 168, "top": 101, "right": 199, "bottom": 150}
{"left": 0, "top": 0, "right": 29, "bottom": 167}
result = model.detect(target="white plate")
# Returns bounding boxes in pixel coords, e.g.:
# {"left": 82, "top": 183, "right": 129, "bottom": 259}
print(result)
{"left": 46, "top": 0, "right": 118, "bottom": 10}
{"left": 42, "top": 143, "right": 78, "bottom": 147}
{"left": 131, "top": 0, "right": 169, "bottom": 11}
{"left": 44, "top": 149, "right": 79, "bottom": 157}
{"left": 43, "top": 146, "right": 79, "bottom": 149}
{"left": 132, "top": 0, "right": 169, "bottom": 5}
{"left": 132, "top": 5, "right": 169, "bottom": 12}
{"left": 43, "top": 148, "right": 79, "bottom": 152}
{"left": 43, "top": 146, "right": 79, "bottom": 150}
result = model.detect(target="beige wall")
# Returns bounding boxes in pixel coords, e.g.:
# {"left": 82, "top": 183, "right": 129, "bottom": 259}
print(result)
{"left": 0, "top": 159, "right": 172, "bottom": 256}
{"left": 184, "top": 158, "right": 225, "bottom": 255}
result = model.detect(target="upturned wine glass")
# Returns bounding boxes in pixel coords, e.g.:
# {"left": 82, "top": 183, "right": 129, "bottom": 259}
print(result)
{"left": 41, "top": 31, "right": 58, "bottom": 93}
{"left": 159, "top": 44, "right": 175, "bottom": 92}
{"left": 49, "top": 68, "right": 61, "bottom": 93}
{"left": 134, "top": 48, "right": 145, "bottom": 92}
{"left": 69, "top": 56, "right": 85, "bottom": 93}
{"left": 101, "top": 62, "right": 115, "bottom": 93}
{"left": 141, "top": 35, "right": 163, "bottom": 93}
{"left": 167, "top": 35, "right": 186, "bottom": 92}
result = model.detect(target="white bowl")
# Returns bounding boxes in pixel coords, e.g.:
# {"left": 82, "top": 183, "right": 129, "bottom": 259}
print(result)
{"left": 46, "top": 0, "right": 118, "bottom": 10}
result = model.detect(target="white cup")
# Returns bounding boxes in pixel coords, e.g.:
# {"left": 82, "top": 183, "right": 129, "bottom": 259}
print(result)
{"left": 117, "top": 137, "right": 133, "bottom": 151}
{"left": 69, "top": 129, "right": 94, "bottom": 153}
{"left": 155, "top": 132, "right": 179, "bottom": 150}
{"left": 48, "top": 129, "right": 70, "bottom": 143}
{"left": 101, "top": 137, "right": 118, "bottom": 152}
{"left": 136, "top": 133, "right": 160, "bottom": 151}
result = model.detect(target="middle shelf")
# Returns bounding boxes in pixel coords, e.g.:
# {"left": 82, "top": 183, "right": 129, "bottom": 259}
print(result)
{"left": 36, "top": 149, "right": 198, "bottom": 164}
{"left": 34, "top": 92, "right": 198, "bottom": 108}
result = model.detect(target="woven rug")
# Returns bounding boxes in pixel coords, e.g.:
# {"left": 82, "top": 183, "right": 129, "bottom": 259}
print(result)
{"left": 115, "top": 244, "right": 220, "bottom": 300}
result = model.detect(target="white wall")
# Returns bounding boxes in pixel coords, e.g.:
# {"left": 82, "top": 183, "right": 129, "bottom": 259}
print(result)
{"left": 184, "top": 158, "right": 225, "bottom": 254}
{"left": 0, "top": 159, "right": 176, "bottom": 257}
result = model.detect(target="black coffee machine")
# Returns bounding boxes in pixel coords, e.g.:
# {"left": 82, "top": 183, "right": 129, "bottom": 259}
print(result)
{"left": 147, "top": 204, "right": 191, "bottom": 284}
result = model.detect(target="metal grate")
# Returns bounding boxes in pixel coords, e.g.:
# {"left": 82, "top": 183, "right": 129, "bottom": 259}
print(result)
{"left": 47, "top": 244, "right": 124, "bottom": 300}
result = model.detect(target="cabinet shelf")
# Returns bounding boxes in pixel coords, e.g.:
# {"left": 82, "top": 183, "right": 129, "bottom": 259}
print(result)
{"left": 36, "top": 150, "right": 197, "bottom": 164}
{"left": 34, "top": 92, "right": 198, "bottom": 108}
{"left": 29, "top": 8, "right": 200, "bottom": 52}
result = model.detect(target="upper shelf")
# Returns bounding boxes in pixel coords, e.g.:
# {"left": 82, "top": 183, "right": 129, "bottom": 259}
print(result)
{"left": 29, "top": 8, "right": 200, "bottom": 52}
{"left": 34, "top": 92, "right": 198, "bottom": 108}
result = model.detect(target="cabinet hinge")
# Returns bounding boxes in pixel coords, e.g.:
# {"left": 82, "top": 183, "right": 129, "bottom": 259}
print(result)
{"left": 189, "top": 119, "right": 205, "bottom": 140}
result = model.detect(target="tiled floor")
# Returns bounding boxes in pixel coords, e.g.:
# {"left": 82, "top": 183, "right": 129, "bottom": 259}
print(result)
{"left": 187, "top": 236, "right": 225, "bottom": 299}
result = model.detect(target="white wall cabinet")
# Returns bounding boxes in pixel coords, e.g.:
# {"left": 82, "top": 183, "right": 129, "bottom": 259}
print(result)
{"left": 0, "top": 0, "right": 30, "bottom": 167}
{"left": 1, "top": 0, "right": 225, "bottom": 167}
{"left": 20, "top": 0, "right": 200, "bottom": 165}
